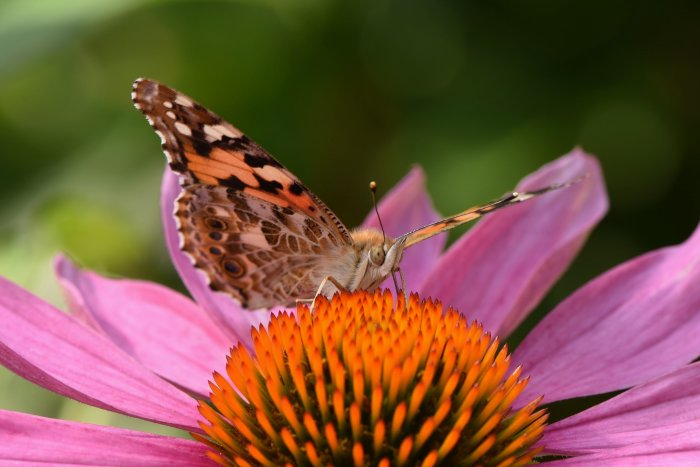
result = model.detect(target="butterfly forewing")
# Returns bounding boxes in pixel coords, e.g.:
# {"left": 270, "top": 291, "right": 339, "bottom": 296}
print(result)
{"left": 132, "top": 78, "right": 351, "bottom": 242}
{"left": 132, "top": 78, "right": 354, "bottom": 308}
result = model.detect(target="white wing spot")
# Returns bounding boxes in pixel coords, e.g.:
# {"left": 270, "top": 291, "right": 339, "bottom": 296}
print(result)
{"left": 163, "top": 101, "right": 174, "bottom": 109}
{"left": 257, "top": 165, "right": 291, "bottom": 185}
{"left": 175, "top": 95, "right": 194, "bottom": 107}
{"left": 174, "top": 121, "right": 192, "bottom": 136}
{"left": 204, "top": 123, "right": 242, "bottom": 139}
{"left": 154, "top": 129, "right": 166, "bottom": 146}
{"left": 203, "top": 124, "right": 222, "bottom": 141}
{"left": 166, "top": 111, "right": 176, "bottom": 120}
{"left": 214, "top": 124, "right": 241, "bottom": 138}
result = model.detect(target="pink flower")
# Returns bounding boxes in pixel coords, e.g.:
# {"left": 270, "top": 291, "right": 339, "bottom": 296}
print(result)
{"left": 1, "top": 148, "right": 699, "bottom": 464}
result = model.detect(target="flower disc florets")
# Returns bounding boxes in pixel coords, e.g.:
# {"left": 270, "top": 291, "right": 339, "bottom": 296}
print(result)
{"left": 194, "top": 290, "right": 547, "bottom": 466}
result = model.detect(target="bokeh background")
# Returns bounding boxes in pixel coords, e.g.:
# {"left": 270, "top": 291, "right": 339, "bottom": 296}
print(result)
{"left": 1, "top": 0, "right": 698, "bottom": 438}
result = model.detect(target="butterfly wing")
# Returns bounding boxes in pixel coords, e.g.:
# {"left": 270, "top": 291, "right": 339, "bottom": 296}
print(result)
{"left": 176, "top": 185, "right": 354, "bottom": 308}
{"left": 132, "top": 78, "right": 354, "bottom": 308}
{"left": 398, "top": 181, "right": 581, "bottom": 248}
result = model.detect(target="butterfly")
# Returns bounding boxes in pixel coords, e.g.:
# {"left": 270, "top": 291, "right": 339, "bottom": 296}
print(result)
{"left": 132, "top": 78, "right": 578, "bottom": 310}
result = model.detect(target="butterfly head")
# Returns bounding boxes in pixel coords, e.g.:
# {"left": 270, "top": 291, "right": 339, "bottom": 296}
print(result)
{"left": 350, "top": 229, "right": 407, "bottom": 291}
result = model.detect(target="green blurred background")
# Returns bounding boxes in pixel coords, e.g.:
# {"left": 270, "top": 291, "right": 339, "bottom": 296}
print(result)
{"left": 1, "top": 0, "right": 698, "bottom": 437}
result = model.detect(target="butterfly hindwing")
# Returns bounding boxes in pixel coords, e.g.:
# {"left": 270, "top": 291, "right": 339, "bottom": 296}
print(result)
{"left": 176, "top": 185, "right": 354, "bottom": 308}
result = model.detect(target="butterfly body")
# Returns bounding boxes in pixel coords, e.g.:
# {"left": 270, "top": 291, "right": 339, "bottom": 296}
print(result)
{"left": 133, "top": 78, "right": 576, "bottom": 310}
{"left": 348, "top": 229, "right": 405, "bottom": 292}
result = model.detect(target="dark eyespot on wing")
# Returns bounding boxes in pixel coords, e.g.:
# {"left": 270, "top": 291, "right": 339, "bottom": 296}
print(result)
{"left": 223, "top": 259, "right": 245, "bottom": 278}
{"left": 205, "top": 218, "right": 226, "bottom": 230}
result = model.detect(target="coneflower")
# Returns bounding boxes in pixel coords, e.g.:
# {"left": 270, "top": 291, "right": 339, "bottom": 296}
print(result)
{"left": 196, "top": 291, "right": 546, "bottom": 466}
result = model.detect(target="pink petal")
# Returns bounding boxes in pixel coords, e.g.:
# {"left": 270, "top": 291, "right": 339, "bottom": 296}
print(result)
{"left": 361, "top": 166, "right": 447, "bottom": 292}
{"left": 55, "top": 254, "right": 231, "bottom": 397}
{"left": 548, "top": 435, "right": 700, "bottom": 466}
{"left": 516, "top": 222, "right": 700, "bottom": 404}
{"left": 0, "top": 410, "right": 213, "bottom": 466}
{"left": 0, "top": 276, "right": 200, "bottom": 431}
{"left": 543, "top": 362, "right": 700, "bottom": 456}
{"left": 161, "top": 167, "right": 275, "bottom": 350}
{"left": 420, "top": 149, "right": 608, "bottom": 336}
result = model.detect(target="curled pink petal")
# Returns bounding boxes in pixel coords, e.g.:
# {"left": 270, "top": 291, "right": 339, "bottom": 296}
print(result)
{"left": 361, "top": 166, "right": 446, "bottom": 292}
{"left": 420, "top": 149, "right": 608, "bottom": 335}
{"left": 0, "top": 276, "right": 200, "bottom": 431}
{"left": 516, "top": 223, "right": 700, "bottom": 404}
{"left": 54, "top": 254, "right": 231, "bottom": 397}
{"left": 0, "top": 410, "right": 213, "bottom": 466}
{"left": 161, "top": 167, "right": 275, "bottom": 350}
{"left": 543, "top": 362, "right": 700, "bottom": 456}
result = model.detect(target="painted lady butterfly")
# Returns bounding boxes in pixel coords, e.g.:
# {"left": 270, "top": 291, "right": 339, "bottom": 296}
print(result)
{"left": 132, "top": 79, "right": 576, "bottom": 309}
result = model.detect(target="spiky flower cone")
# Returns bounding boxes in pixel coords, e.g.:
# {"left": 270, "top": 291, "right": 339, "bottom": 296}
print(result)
{"left": 195, "top": 290, "right": 547, "bottom": 466}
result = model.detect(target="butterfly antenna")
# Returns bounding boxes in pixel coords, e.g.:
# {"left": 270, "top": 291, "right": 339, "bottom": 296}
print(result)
{"left": 369, "top": 181, "right": 386, "bottom": 244}
{"left": 371, "top": 181, "right": 404, "bottom": 302}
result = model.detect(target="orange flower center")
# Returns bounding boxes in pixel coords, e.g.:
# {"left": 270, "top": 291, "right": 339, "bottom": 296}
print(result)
{"left": 194, "top": 290, "right": 547, "bottom": 466}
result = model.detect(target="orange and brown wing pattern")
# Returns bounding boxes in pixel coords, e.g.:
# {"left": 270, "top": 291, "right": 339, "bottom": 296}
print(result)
{"left": 131, "top": 78, "right": 351, "bottom": 244}
{"left": 176, "top": 185, "right": 354, "bottom": 309}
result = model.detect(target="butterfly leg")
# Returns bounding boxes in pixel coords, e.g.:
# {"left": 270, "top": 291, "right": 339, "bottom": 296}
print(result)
{"left": 295, "top": 276, "right": 347, "bottom": 311}
{"left": 392, "top": 268, "right": 408, "bottom": 308}
{"left": 314, "top": 275, "right": 347, "bottom": 302}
